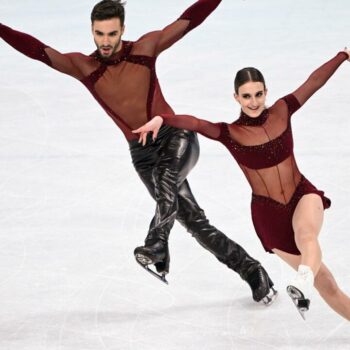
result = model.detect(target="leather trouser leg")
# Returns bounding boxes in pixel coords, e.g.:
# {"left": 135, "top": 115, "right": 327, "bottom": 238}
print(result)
{"left": 130, "top": 127, "right": 197, "bottom": 272}
{"left": 130, "top": 127, "right": 198, "bottom": 244}
{"left": 130, "top": 127, "right": 261, "bottom": 280}
{"left": 175, "top": 180, "right": 260, "bottom": 280}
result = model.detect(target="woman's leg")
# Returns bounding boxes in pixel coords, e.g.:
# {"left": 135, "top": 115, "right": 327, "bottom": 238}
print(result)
{"left": 314, "top": 264, "right": 350, "bottom": 321}
{"left": 273, "top": 248, "right": 350, "bottom": 320}
{"left": 292, "top": 194, "right": 324, "bottom": 275}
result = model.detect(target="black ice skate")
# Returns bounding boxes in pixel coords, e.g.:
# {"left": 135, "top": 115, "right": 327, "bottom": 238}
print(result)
{"left": 246, "top": 266, "right": 278, "bottom": 306}
{"left": 286, "top": 285, "right": 310, "bottom": 320}
{"left": 134, "top": 240, "right": 170, "bottom": 285}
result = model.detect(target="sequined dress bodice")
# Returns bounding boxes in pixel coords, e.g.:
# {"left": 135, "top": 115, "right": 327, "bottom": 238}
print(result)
{"left": 217, "top": 94, "right": 301, "bottom": 205}
{"left": 158, "top": 51, "right": 348, "bottom": 205}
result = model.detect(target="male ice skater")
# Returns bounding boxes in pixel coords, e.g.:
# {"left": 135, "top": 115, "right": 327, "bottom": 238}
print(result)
{"left": 0, "top": 0, "right": 276, "bottom": 304}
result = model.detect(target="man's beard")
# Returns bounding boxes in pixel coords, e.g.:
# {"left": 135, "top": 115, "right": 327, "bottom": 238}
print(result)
{"left": 96, "top": 38, "right": 122, "bottom": 58}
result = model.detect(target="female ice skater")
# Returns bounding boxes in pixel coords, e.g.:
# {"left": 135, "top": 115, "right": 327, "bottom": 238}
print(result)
{"left": 133, "top": 49, "right": 350, "bottom": 320}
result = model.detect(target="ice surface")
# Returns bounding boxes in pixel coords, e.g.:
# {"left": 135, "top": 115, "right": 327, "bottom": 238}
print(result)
{"left": 1, "top": 1, "right": 350, "bottom": 349}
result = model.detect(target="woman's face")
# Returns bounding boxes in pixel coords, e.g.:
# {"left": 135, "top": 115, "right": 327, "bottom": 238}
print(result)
{"left": 234, "top": 81, "right": 267, "bottom": 118}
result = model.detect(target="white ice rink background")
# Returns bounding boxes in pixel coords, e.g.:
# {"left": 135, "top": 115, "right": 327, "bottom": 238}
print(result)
{"left": 1, "top": 1, "right": 350, "bottom": 349}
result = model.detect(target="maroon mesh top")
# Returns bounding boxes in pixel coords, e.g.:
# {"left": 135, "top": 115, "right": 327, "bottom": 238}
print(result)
{"left": 158, "top": 52, "right": 348, "bottom": 205}
{"left": 0, "top": 0, "right": 221, "bottom": 141}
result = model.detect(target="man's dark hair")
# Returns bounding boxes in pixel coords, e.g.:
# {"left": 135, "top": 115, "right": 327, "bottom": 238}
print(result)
{"left": 234, "top": 67, "right": 266, "bottom": 94}
{"left": 91, "top": 0, "right": 126, "bottom": 25}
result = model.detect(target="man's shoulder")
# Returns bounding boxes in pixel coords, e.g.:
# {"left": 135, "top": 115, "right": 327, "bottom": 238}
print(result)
{"left": 135, "top": 31, "right": 162, "bottom": 45}
{"left": 132, "top": 32, "right": 161, "bottom": 56}
{"left": 59, "top": 51, "right": 92, "bottom": 62}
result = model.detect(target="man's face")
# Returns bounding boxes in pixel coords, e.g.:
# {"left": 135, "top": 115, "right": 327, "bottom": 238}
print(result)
{"left": 92, "top": 18, "right": 125, "bottom": 58}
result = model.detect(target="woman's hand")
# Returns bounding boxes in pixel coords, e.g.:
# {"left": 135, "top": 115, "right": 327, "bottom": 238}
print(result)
{"left": 343, "top": 47, "right": 350, "bottom": 61}
{"left": 132, "top": 116, "right": 164, "bottom": 146}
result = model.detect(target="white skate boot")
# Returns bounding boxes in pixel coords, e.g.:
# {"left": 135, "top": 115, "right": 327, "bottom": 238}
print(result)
{"left": 287, "top": 265, "right": 314, "bottom": 320}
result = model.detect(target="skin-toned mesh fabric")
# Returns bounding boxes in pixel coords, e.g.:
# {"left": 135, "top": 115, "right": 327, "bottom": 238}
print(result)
{"left": 0, "top": 0, "right": 222, "bottom": 141}
{"left": 159, "top": 52, "right": 348, "bottom": 204}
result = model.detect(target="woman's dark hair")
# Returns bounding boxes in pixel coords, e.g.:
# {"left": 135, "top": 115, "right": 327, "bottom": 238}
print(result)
{"left": 91, "top": 0, "right": 126, "bottom": 25}
{"left": 234, "top": 67, "right": 266, "bottom": 94}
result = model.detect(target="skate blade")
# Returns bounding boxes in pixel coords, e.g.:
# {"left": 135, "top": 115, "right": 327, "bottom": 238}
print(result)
{"left": 286, "top": 285, "right": 309, "bottom": 320}
{"left": 135, "top": 254, "right": 168, "bottom": 285}
{"left": 261, "top": 287, "right": 278, "bottom": 306}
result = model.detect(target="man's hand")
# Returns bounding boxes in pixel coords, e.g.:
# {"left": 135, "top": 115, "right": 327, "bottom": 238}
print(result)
{"left": 132, "top": 116, "right": 164, "bottom": 146}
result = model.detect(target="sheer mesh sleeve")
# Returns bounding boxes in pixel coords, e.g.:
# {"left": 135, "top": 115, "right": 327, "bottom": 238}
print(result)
{"left": 161, "top": 114, "right": 221, "bottom": 140}
{"left": 147, "top": 0, "right": 221, "bottom": 55}
{"left": 0, "top": 23, "right": 84, "bottom": 79}
{"left": 291, "top": 52, "right": 349, "bottom": 106}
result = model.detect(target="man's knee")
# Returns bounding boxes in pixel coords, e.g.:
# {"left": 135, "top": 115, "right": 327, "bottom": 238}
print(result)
{"left": 177, "top": 208, "right": 213, "bottom": 238}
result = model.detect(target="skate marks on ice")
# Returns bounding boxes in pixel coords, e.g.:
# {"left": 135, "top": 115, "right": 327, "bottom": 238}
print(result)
{"left": 1, "top": 0, "right": 350, "bottom": 349}
{"left": 0, "top": 88, "right": 50, "bottom": 225}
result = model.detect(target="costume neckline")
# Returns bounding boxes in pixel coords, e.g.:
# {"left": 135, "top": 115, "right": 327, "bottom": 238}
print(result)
{"left": 236, "top": 108, "right": 268, "bottom": 126}
{"left": 92, "top": 41, "right": 132, "bottom": 64}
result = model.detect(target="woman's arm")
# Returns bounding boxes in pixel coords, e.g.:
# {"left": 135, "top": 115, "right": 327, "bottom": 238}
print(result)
{"left": 291, "top": 49, "right": 350, "bottom": 107}
{"left": 132, "top": 114, "right": 221, "bottom": 145}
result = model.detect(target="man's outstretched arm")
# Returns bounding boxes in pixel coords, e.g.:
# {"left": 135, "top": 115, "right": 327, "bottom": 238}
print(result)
{"left": 0, "top": 23, "right": 84, "bottom": 79}
{"left": 178, "top": 0, "right": 222, "bottom": 35}
{"left": 144, "top": 0, "right": 221, "bottom": 56}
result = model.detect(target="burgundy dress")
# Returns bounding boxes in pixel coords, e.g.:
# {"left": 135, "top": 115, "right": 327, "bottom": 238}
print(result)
{"left": 158, "top": 52, "right": 348, "bottom": 255}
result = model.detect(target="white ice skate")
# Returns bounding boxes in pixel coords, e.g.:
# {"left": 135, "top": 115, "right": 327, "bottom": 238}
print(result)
{"left": 287, "top": 265, "right": 314, "bottom": 320}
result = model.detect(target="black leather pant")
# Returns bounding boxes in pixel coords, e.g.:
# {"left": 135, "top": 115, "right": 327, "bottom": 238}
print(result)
{"left": 129, "top": 126, "right": 260, "bottom": 279}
